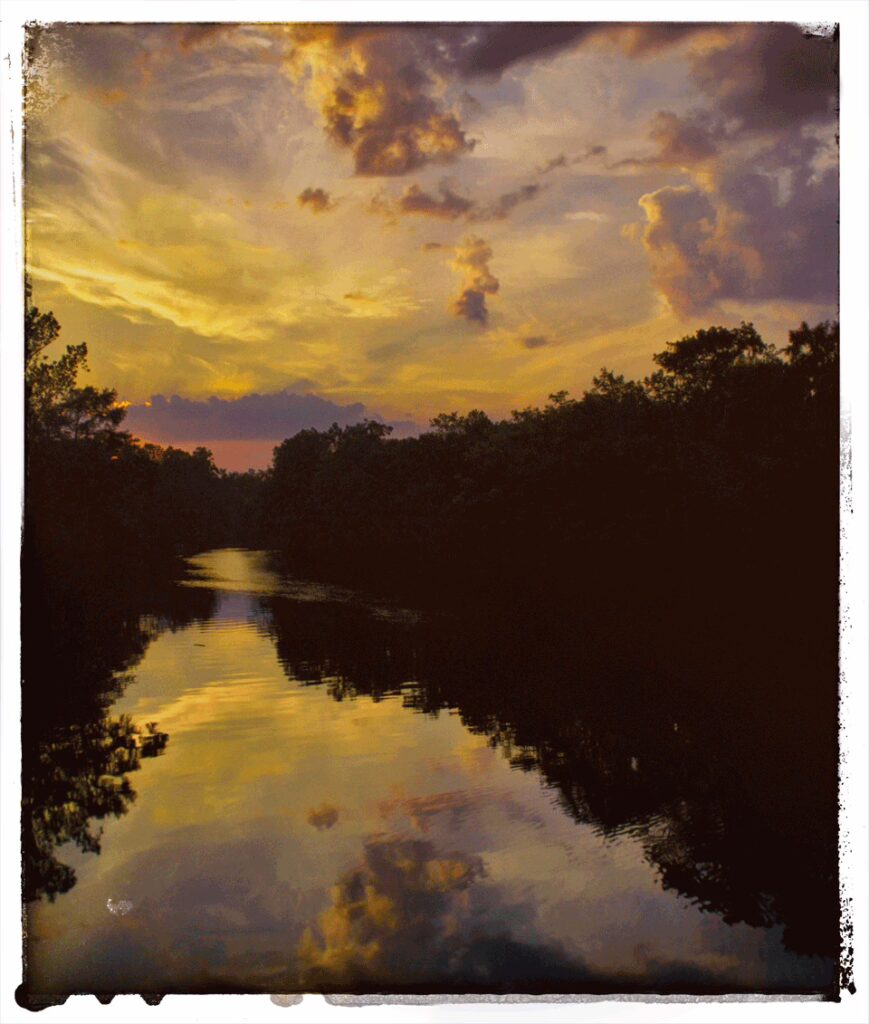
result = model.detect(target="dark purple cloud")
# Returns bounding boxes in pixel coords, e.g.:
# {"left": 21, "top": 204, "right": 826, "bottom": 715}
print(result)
{"left": 124, "top": 390, "right": 418, "bottom": 443}
{"left": 614, "top": 111, "right": 718, "bottom": 170}
{"left": 689, "top": 23, "right": 837, "bottom": 131}
{"left": 638, "top": 133, "right": 838, "bottom": 315}
{"left": 626, "top": 24, "right": 837, "bottom": 314}
{"left": 423, "top": 23, "right": 709, "bottom": 78}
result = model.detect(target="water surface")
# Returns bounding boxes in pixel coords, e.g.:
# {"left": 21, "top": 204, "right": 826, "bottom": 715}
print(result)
{"left": 24, "top": 548, "right": 837, "bottom": 995}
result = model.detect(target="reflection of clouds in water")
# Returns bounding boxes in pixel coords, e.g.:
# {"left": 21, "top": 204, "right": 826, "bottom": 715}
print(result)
{"left": 307, "top": 803, "right": 340, "bottom": 830}
{"left": 26, "top": 830, "right": 314, "bottom": 992}
{"left": 299, "top": 836, "right": 483, "bottom": 986}
{"left": 297, "top": 834, "right": 586, "bottom": 990}
{"left": 27, "top": 547, "right": 838, "bottom": 995}
{"left": 377, "top": 785, "right": 549, "bottom": 840}
{"left": 378, "top": 788, "right": 480, "bottom": 832}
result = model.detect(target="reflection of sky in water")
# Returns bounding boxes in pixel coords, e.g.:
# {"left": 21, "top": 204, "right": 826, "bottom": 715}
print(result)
{"left": 25, "top": 550, "right": 834, "bottom": 994}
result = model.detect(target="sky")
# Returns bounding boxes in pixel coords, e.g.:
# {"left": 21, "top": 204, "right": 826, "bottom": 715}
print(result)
{"left": 24, "top": 21, "right": 838, "bottom": 469}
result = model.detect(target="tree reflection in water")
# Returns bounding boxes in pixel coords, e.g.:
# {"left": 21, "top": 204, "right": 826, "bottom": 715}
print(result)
{"left": 21, "top": 561, "right": 216, "bottom": 902}
{"left": 262, "top": 584, "right": 839, "bottom": 963}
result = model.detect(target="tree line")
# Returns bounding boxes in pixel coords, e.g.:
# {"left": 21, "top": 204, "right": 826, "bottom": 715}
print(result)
{"left": 24, "top": 283, "right": 838, "bottom": 623}
{"left": 261, "top": 319, "right": 838, "bottom": 622}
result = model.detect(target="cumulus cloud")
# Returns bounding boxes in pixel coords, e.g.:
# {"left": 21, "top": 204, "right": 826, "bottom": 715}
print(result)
{"left": 378, "top": 789, "right": 482, "bottom": 833}
{"left": 448, "top": 236, "right": 500, "bottom": 326}
{"left": 636, "top": 185, "right": 721, "bottom": 315}
{"left": 283, "top": 26, "right": 475, "bottom": 176}
{"left": 297, "top": 187, "right": 334, "bottom": 213}
{"left": 636, "top": 139, "right": 838, "bottom": 315}
{"left": 626, "top": 25, "right": 837, "bottom": 314}
{"left": 124, "top": 390, "right": 395, "bottom": 442}
{"left": 306, "top": 804, "right": 340, "bottom": 830}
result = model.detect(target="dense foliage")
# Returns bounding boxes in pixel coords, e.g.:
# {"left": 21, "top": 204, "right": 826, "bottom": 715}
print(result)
{"left": 262, "top": 320, "right": 839, "bottom": 615}
{"left": 24, "top": 285, "right": 263, "bottom": 585}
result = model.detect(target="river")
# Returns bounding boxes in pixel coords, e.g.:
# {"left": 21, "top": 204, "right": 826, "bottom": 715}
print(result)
{"left": 23, "top": 548, "right": 839, "bottom": 996}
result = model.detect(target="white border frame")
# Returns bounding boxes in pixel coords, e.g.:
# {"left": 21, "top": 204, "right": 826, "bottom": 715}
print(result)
{"left": 2, "top": 3, "right": 866, "bottom": 1022}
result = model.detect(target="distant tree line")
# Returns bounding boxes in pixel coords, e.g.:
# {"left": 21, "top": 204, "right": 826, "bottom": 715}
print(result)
{"left": 23, "top": 282, "right": 263, "bottom": 592}
{"left": 262, "top": 319, "right": 839, "bottom": 620}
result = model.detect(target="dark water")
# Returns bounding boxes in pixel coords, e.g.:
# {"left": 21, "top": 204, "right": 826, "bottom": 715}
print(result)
{"left": 23, "top": 548, "right": 839, "bottom": 996}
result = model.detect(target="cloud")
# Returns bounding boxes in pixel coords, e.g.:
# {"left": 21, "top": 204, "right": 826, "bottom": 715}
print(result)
{"left": 283, "top": 26, "right": 475, "bottom": 176}
{"left": 297, "top": 835, "right": 484, "bottom": 985}
{"left": 636, "top": 185, "right": 720, "bottom": 315}
{"left": 296, "top": 834, "right": 584, "bottom": 989}
{"left": 306, "top": 804, "right": 340, "bottom": 830}
{"left": 398, "top": 183, "right": 474, "bottom": 220}
{"left": 565, "top": 210, "right": 608, "bottom": 222}
{"left": 124, "top": 389, "right": 394, "bottom": 442}
{"left": 478, "top": 184, "right": 541, "bottom": 220}
{"left": 522, "top": 335, "right": 550, "bottom": 349}
{"left": 175, "top": 24, "right": 233, "bottom": 52}
{"left": 537, "top": 154, "right": 567, "bottom": 175}
{"left": 297, "top": 187, "right": 334, "bottom": 213}
{"left": 378, "top": 789, "right": 482, "bottom": 833}
{"left": 278, "top": 23, "right": 714, "bottom": 178}
{"left": 448, "top": 236, "right": 500, "bottom": 326}
{"left": 649, "top": 111, "right": 718, "bottom": 165}
{"left": 614, "top": 111, "right": 718, "bottom": 170}
{"left": 626, "top": 25, "right": 837, "bottom": 315}
{"left": 538, "top": 146, "right": 607, "bottom": 175}
{"left": 636, "top": 136, "right": 838, "bottom": 315}
{"left": 423, "top": 23, "right": 707, "bottom": 79}
{"left": 440, "top": 24, "right": 599, "bottom": 78}
{"left": 688, "top": 23, "right": 837, "bottom": 131}
{"left": 597, "top": 23, "right": 711, "bottom": 57}
{"left": 382, "top": 182, "right": 541, "bottom": 222}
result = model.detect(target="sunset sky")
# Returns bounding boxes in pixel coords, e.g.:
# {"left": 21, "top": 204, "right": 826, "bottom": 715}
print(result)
{"left": 24, "top": 21, "right": 838, "bottom": 468}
